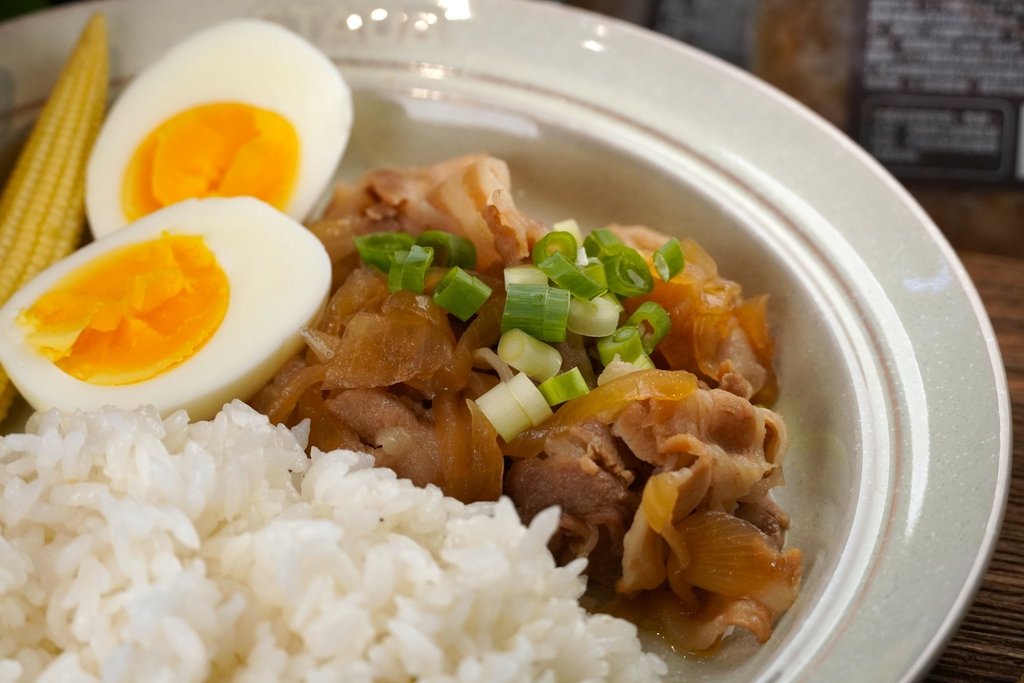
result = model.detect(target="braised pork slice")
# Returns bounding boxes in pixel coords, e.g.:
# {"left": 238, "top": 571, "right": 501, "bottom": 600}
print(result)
{"left": 611, "top": 387, "right": 786, "bottom": 512}
{"left": 482, "top": 188, "right": 547, "bottom": 266}
{"left": 505, "top": 420, "right": 640, "bottom": 584}
{"left": 714, "top": 327, "right": 768, "bottom": 400}
{"left": 554, "top": 333, "right": 598, "bottom": 388}
{"left": 318, "top": 154, "right": 542, "bottom": 273}
{"left": 735, "top": 497, "right": 791, "bottom": 549}
{"left": 325, "top": 388, "right": 440, "bottom": 488}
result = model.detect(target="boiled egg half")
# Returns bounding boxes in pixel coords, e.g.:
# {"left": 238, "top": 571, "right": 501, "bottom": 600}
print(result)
{"left": 86, "top": 19, "right": 352, "bottom": 238}
{"left": 0, "top": 197, "right": 331, "bottom": 419}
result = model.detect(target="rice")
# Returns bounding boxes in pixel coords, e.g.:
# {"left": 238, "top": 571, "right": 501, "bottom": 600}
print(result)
{"left": 0, "top": 401, "right": 665, "bottom": 682}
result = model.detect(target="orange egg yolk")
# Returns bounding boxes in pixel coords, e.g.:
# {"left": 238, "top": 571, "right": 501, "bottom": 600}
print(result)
{"left": 19, "top": 233, "right": 229, "bottom": 386}
{"left": 122, "top": 102, "right": 299, "bottom": 221}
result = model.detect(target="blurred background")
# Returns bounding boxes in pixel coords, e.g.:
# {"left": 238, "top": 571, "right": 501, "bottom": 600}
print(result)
{"left": 4, "top": 0, "right": 1023, "bottom": 257}
{"left": 567, "top": 0, "right": 1024, "bottom": 259}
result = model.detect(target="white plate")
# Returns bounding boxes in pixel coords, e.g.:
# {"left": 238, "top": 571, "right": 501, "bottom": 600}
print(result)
{"left": 0, "top": 1, "right": 1012, "bottom": 681}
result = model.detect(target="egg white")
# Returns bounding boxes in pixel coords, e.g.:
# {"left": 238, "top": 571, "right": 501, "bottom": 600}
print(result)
{"left": 86, "top": 18, "right": 352, "bottom": 238}
{"left": 0, "top": 197, "right": 331, "bottom": 420}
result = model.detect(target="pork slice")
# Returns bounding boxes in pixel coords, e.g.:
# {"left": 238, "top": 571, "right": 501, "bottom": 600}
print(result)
{"left": 543, "top": 419, "right": 641, "bottom": 485}
{"left": 735, "top": 497, "right": 791, "bottom": 549}
{"left": 325, "top": 388, "right": 440, "bottom": 488}
{"left": 361, "top": 154, "right": 489, "bottom": 206}
{"left": 505, "top": 423, "right": 640, "bottom": 584}
{"left": 713, "top": 326, "right": 768, "bottom": 399}
{"left": 612, "top": 388, "right": 783, "bottom": 511}
{"left": 319, "top": 180, "right": 375, "bottom": 221}
{"left": 553, "top": 333, "right": 598, "bottom": 388}
{"left": 482, "top": 188, "right": 549, "bottom": 267}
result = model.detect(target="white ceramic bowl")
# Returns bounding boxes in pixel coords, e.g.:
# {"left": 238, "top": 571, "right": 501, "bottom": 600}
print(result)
{"left": 0, "top": 1, "right": 1011, "bottom": 680}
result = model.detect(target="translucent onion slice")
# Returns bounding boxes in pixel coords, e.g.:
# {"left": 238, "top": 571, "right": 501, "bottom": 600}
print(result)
{"left": 679, "top": 511, "right": 802, "bottom": 614}
{"left": 617, "top": 507, "right": 667, "bottom": 594}
{"left": 325, "top": 291, "right": 456, "bottom": 389}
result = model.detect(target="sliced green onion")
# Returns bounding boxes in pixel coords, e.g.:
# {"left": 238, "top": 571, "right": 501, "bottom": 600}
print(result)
{"left": 415, "top": 229, "right": 477, "bottom": 269}
{"left": 497, "top": 328, "right": 562, "bottom": 382}
{"left": 532, "top": 231, "right": 578, "bottom": 265}
{"left": 507, "top": 372, "right": 553, "bottom": 426}
{"left": 601, "top": 291, "right": 624, "bottom": 312}
{"left": 626, "top": 301, "right": 671, "bottom": 354}
{"left": 433, "top": 266, "right": 492, "bottom": 321}
{"left": 504, "top": 264, "right": 548, "bottom": 287}
{"left": 538, "top": 367, "right": 590, "bottom": 406}
{"left": 501, "top": 284, "right": 571, "bottom": 342}
{"left": 604, "top": 247, "right": 654, "bottom": 297}
{"left": 567, "top": 292, "right": 622, "bottom": 337}
{"left": 387, "top": 245, "right": 434, "bottom": 293}
{"left": 474, "top": 372, "right": 554, "bottom": 441}
{"left": 537, "top": 252, "right": 606, "bottom": 300}
{"left": 474, "top": 384, "right": 531, "bottom": 442}
{"left": 582, "top": 228, "right": 623, "bottom": 259}
{"left": 654, "top": 237, "right": 684, "bottom": 282}
{"left": 597, "top": 325, "right": 645, "bottom": 366}
{"left": 634, "top": 353, "right": 655, "bottom": 369}
{"left": 354, "top": 232, "right": 415, "bottom": 270}
{"left": 580, "top": 257, "right": 607, "bottom": 290}
{"left": 552, "top": 218, "right": 583, "bottom": 244}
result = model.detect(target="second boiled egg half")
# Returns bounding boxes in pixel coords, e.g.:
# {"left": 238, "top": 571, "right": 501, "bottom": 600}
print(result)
{"left": 0, "top": 197, "right": 331, "bottom": 420}
{"left": 86, "top": 19, "right": 352, "bottom": 238}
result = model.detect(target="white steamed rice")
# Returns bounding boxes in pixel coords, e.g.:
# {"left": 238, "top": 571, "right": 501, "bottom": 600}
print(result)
{"left": 0, "top": 401, "right": 665, "bottom": 682}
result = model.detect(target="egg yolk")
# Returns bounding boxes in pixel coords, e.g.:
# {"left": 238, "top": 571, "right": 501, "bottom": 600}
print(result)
{"left": 122, "top": 102, "right": 299, "bottom": 221}
{"left": 19, "top": 233, "right": 229, "bottom": 386}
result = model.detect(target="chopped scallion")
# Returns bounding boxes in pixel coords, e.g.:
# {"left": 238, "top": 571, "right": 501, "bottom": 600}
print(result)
{"left": 552, "top": 218, "right": 583, "bottom": 244}
{"left": 532, "top": 231, "right": 578, "bottom": 265}
{"left": 474, "top": 384, "right": 531, "bottom": 442}
{"left": 504, "top": 264, "right": 548, "bottom": 287}
{"left": 387, "top": 244, "right": 434, "bottom": 293}
{"left": 474, "top": 372, "right": 553, "bottom": 441}
{"left": 354, "top": 232, "right": 415, "bottom": 271}
{"left": 433, "top": 266, "right": 492, "bottom": 321}
{"left": 597, "top": 325, "right": 645, "bottom": 366}
{"left": 581, "top": 257, "right": 607, "bottom": 290}
{"left": 538, "top": 367, "right": 590, "bottom": 406}
{"left": 634, "top": 353, "right": 655, "bottom": 369}
{"left": 501, "top": 284, "right": 571, "bottom": 342}
{"left": 654, "top": 237, "right": 684, "bottom": 282}
{"left": 582, "top": 228, "right": 623, "bottom": 259}
{"left": 537, "top": 252, "right": 606, "bottom": 300}
{"left": 567, "top": 292, "right": 622, "bottom": 337}
{"left": 497, "top": 328, "right": 562, "bottom": 382}
{"left": 415, "top": 229, "right": 477, "bottom": 269}
{"left": 507, "top": 372, "right": 553, "bottom": 426}
{"left": 602, "top": 291, "right": 624, "bottom": 312}
{"left": 625, "top": 301, "right": 671, "bottom": 354}
{"left": 604, "top": 247, "right": 654, "bottom": 297}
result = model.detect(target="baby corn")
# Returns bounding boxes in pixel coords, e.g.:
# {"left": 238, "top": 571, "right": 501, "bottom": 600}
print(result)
{"left": 0, "top": 15, "right": 108, "bottom": 421}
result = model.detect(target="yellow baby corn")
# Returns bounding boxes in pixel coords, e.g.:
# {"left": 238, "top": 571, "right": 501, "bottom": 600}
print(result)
{"left": 0, "top": 14, "right": 108, "bottom": 421}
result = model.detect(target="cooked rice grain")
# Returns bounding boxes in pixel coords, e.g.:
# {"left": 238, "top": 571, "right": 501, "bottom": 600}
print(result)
{"left": 0, "top": 401, "right": 664, "bottom": 682}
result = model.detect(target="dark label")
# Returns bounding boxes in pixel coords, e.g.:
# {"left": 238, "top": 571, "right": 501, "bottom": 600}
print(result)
{"left": 850, "top": 0, "right": 1024, "bottom": 186}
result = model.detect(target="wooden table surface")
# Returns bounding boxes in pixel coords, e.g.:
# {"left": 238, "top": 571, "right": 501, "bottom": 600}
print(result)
{"left": 925, "top": 252, "right": 1023, "bottom": 682}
